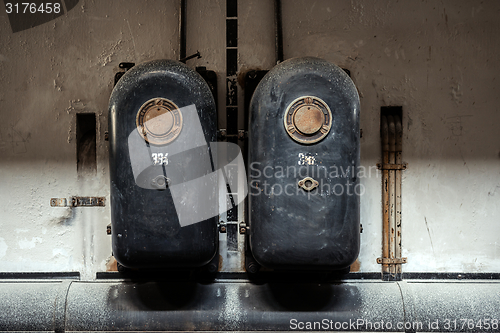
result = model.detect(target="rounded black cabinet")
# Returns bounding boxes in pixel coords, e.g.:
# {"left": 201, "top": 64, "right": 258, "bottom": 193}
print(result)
{"left": 108, "top": 60, "right": 218, "bottom": 269}
{"left": 248, "top": 57, "right": 360, "bottom": 270}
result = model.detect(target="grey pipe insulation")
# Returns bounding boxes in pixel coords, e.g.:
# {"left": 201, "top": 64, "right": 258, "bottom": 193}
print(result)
{"left": 0, "top": 279, "right": 499, "bottom": 332}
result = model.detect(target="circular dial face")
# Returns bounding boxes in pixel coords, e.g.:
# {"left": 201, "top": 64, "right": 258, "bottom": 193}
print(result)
{"left": 284, "top": 96, "right": 332, "bottom": 144}
{"left": 136, "top": 98, "right": 182, "bottom": 145}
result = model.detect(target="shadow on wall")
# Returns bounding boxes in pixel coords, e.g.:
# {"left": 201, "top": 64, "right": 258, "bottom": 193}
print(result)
{"left": 49, "top": 206, "right": 76, "bottom": 226}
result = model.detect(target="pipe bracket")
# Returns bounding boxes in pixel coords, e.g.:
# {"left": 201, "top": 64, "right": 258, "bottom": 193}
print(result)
{"left": 377, "top": 163, "right": 407, "bottom": 170}
{"left": 377, "top": 257, "right": 408, "bottom": 264}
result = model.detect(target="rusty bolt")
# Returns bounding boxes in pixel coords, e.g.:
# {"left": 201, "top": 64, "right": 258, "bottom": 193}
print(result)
{"left": 207, "top": 263, "right": 218, "bottom": 273}
{"left": 248, "top": 70, "right": 257, "bottom": 80}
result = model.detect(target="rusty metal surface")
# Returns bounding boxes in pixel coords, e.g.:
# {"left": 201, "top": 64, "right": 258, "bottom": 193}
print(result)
{"left": 50, "top": 198, "right": 67, "bottom": 207}
{"left": 380, "top": 114, "right": 405, "bottom": 277}
{"left": 395, "top": 115, "right": 403, "bottom": 275}
{"left": 136, "top": 97, "right": 182, "bottom": 145}
{"left": 71, "top": 197, "right": 105, "bottom": 207}
{"left": 388, "top": 115, "right": 396, "bottom": 275}
{"left": 284, "top": 96, "right": 332, "bottom": 144}
{"left": 376, "top": 163, "right": 407, "bottom": 170}
{"left": 377, "top": 257, "right": 407, "bottom": 264}
{"left": 294, "top": 104, "right": 324, "bottom": 134}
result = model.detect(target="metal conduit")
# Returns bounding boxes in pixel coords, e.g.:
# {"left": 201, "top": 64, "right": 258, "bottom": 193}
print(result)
{"left": 179, "top": 0, "right": 187, "bottom": 63}
{"left": 0, "top": 280, "right": 499, "bottom": 332}
{"left": 395, "top": 115, "right": 403, "bottom": 276}
{"left": 380, "top": 113, "right": 404, "bottom": 280}
{"left": 388, "top": 115, "right": 397, "bottom": 275}
{"left": 274, "top": 0, "right": 284, "bottom": 63}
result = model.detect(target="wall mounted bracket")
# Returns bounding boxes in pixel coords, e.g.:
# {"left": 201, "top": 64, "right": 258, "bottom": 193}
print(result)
{"left": 377, "top": 163, "right": 407, "bottom": 170}
{"left": 377, "top": 257, "right": 408, "bottom": 265}
{"left": 50, "top": 197, "right": 105, "bottom": 207}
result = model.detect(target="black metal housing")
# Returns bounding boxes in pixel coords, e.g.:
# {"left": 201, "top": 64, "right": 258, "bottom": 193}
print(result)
{"left": 108, "top": 59, "right": 218, "bottom": 269}
{"left": 248, "top": 57, "right": 360, "bottom": 270}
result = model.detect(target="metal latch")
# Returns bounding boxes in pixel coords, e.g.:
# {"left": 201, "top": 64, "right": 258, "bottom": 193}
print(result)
{"left": 50, "top": 198, "right": 67, "bottom": 207}
{"left": 72, "top": 197, "right": 105, "bottom": 207}
{"left": 217, "top": 129, "right": 246, "bottom": 140}
{"left": 50, "top": 197, "right": 105, "bottom": 207}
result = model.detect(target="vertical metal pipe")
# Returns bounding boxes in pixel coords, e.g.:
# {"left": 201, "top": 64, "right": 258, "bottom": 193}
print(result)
{"left": 387, "top": 115, "right": 396, "bottom": 275}
{"left": 179, "top": 0, "right": 187, "bottom": 63}
{"left": 381, "top": 116, "right": 390, "bottom": 275}
{"left": 395, "top": 115, "right": 403, "bottom": 275}
{"left": 274, "top": 0, "right": 284, "bottom": 63}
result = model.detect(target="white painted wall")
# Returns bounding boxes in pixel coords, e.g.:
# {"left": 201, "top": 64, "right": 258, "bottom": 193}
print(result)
{"left": 0, "top": 0, "right": 180, "bottom": 279}
{"left": 0, "top": 0, "right": 498, "bottom": 279}
{"left": 277, "top": 0, "right": 500, "bottom": 272}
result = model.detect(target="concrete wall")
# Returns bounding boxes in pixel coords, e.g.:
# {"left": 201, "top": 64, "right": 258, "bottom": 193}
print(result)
{"left": 0, "top": 0, "right": 499, "bottom": 279}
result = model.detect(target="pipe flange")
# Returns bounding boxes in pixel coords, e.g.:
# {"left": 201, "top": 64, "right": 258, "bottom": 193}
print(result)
{"left": 298, "top": 177, "right": 319, "bottom": 191}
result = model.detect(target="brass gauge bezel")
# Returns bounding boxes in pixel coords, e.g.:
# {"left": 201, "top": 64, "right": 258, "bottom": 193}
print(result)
{"left": 283, "top": 96, "right": 332, "bottom": 144}
{"left": 136, "top": 98, "right": 182, "bottom": 145}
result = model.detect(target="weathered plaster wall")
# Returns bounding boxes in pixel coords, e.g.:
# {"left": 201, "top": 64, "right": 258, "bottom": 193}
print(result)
{"left": 276, "top": 0, "right": 500, "bottom": 272}
{"left": 0, "top": 0, "right": 499, "bottom": 278}
{"left": 0, "top": 0, "right": 180, "bottom": 279}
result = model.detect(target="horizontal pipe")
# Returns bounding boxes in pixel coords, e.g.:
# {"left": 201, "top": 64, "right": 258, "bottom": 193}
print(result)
{"left": 395, "top": 115, "right": 403, "bottom": 275}
{"left": 0, "top": 279, "right": 499, "bottom": 332}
